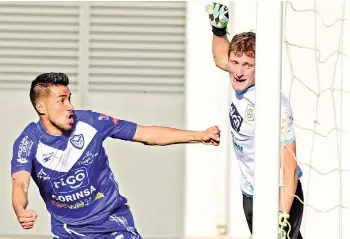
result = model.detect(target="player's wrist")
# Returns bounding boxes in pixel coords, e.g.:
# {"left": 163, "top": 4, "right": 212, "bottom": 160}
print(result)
{"left": 212, "top": 26, "right": 227, "bottom": 36}
{"left": 14, "top": 207, "right": 26, "bottom": 220}
{"left": 197, "top": 131, "right": 206, "bottom": 142}
{"left": 13, "top": 204, "right": 25, "bottom": 214}
{"left": 279, "top": 210, "right": 290, "bottom": 217}
{"left": 186, "top": 130, "right": 204, "bottom": 143}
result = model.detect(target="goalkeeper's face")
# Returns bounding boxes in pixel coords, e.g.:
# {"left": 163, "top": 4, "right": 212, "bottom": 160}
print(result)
{"left": 228, "top": 52, "right": 255, "bottom": 92}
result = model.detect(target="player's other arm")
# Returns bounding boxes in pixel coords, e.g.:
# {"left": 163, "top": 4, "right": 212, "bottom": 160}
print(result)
{"left": 207, "top": 2, "right": 230, "bottom": 71}
{"left": 12, "top": 171, "right": 30, "bottom": 214}
{"left": 132, "top": 125, "right": 220, "bottom": 146}
{"left": 279, "top": 97, "right": 299, "bottom": 214}
{"left": 280, "top": 140, "right": 298, "bottom": 214}
{"left": 11, "top": 134, "right": 38, "bottom": 229}
{"left": 12, "top": 171, "right": 37, "bottom": 229}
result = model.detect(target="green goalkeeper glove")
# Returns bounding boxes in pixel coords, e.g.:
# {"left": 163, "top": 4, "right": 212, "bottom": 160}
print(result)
{"left": 205, "top": 2, "right": 229, "bottom": 36}
{"left": 278, "top": 211, "right": 291, "bottom": 239}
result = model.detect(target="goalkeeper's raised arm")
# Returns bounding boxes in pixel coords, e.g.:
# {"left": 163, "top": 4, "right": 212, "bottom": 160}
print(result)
{"left": 206, "top": 2, "right": 230, "bottom": 71}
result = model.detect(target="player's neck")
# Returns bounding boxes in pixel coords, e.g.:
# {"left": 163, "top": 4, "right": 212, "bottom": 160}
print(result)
{"left": 39, "top": 117, "right": 65, "bottom": 136}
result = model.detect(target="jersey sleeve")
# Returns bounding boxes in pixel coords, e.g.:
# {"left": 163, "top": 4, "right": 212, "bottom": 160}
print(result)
{"left": 87, "top": 111, "right": 137, "bottom": 141}
{"left": 280, "top": 95, "right": 296, "bottom": 145}
{"left": 11, "top": 134, "right": 36, "bottom": 175}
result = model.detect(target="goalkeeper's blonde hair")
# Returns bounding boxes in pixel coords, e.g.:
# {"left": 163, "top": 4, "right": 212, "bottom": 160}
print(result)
{"left": 229, "top": 31, "right": 255, "bottom": 58}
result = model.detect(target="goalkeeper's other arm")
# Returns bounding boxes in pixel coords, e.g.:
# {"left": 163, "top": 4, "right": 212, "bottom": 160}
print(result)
{"left": 280, "top": 140, "right": 298, "bottom": 214}
{"left": 206, "top": 2, "right": 230, "bottom": 71}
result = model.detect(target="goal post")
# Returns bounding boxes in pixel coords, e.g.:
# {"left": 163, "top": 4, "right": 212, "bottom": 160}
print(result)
{"left": 252, "top": 2, "right": 284, "bottom": 238}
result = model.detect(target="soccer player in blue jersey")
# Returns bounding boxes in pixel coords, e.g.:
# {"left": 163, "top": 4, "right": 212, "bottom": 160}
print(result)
{"left": 206, "top": 2, "right": 304, "bottom": 239}
{"left": 11, "top": 72, "right": 221, "bottom": 239}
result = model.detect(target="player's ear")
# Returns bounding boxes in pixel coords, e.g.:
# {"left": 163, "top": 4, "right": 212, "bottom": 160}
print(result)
{"left": 35, "top": 100, "right": 46, "bottom": 115}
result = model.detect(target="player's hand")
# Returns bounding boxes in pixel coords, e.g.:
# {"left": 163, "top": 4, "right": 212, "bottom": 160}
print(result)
{"left": 200, "top": 126, "right": 220, "bottom": 146}
{"left": 16, "top": 209, "right": 37, "bottom": 229}
{"left": 278, "top": 228, "right": 287, "bottom": 239}
{"left": 205, "top": 2, "right": 229, "bottom": 36}
{"left": 278, "top": 211, "right": 290, "bottom": 239}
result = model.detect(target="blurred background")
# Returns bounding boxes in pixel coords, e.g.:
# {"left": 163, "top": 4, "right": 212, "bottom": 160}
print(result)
{"left": 0, "top": 1, "right": 247, "bottom": 239}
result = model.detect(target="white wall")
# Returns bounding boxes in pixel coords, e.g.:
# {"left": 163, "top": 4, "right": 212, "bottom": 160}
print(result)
{"left": 185, "top": 0, "right": 232, "bottom": 237}
{"left": 184, "top": 1, "right": 253, "bottom": 238}
{"left": 0, "top": 2, "right": 187, "bottom": 239}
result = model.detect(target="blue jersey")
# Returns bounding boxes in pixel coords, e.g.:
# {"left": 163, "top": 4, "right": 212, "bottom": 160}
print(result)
{"left": 11, "top": 110, "right": 139, "bottom": 236}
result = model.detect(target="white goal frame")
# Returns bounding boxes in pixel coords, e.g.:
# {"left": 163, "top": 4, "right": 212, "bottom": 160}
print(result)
{"left": 252, "top": 2, "right": 284, "bottom": 239}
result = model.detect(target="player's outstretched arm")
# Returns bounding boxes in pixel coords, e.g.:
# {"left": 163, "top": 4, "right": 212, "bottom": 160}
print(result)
{"left": 132, "top": 125, "right": 220, "bottom": 146}
{"left": 12, "top": 171, "right": 37, "bottom": 229}
{"left": 206, "top": 2, "right": 230, "bottom": 71}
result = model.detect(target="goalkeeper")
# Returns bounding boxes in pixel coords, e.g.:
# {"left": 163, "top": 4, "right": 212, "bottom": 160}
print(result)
{"left": 206, "top": 2, "right": 304, "bottom": 239}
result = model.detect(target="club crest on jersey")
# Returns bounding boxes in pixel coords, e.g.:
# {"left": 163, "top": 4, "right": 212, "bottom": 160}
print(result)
{"left": 229, "top": 103, "right": 243, "bottom": 132}
{"left": 70, "top": 134, "right": 84, "bottom": 149}
{"left": 245, "top": 104, "right": 255, "bottom": 122}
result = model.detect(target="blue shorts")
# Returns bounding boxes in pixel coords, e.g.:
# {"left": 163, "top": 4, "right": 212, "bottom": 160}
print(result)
{"left": 51, "top": 205, "right": 142, "bottom": 239}
{"left": 52, "top": 230, "right": 141, "bottom": 239}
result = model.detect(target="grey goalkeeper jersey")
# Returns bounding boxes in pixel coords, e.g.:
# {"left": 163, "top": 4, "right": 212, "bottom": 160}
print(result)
{"left": 229, "top": 86, "right": 302, "bottom": 197}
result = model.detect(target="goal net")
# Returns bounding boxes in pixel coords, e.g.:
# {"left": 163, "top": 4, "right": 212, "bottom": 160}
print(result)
{"left": 280, "top": 1, "right": 350, "bottom": 239}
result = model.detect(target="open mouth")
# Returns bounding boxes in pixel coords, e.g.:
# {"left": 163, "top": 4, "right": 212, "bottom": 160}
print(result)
{"left": 234, "top": 77, "right": 246, "bottom": 83}
{"left": 67, "top": 113, "right": 74, "bottom": 124}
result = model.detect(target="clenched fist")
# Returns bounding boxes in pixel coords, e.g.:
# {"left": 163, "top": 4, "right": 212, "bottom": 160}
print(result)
{"left": 201, "top": 126, "right": 221, "bottom": 146}
{"left": 17, "top": 209, "right": 37, "bottom": 229}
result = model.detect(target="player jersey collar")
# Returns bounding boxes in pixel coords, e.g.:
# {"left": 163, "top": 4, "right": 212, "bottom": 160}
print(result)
{"left": 235, "top": 85, "right": 256, "bottom": 98}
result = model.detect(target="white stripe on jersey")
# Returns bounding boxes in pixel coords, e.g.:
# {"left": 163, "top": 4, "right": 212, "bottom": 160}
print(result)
{"left": 36, "top": 121, "right": 97, "bottom": 172}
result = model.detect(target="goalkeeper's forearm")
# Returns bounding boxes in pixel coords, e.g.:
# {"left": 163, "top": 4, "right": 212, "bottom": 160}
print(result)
{"left": 279, "top": 169, "right": 298, "bottom": 213}
{"left": 212, "top": 35, "right": 229, "bottom": 71}
{"left": 206, "top": 2, "right": 230, "bottom": 71}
